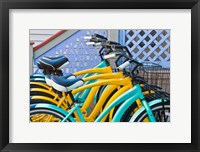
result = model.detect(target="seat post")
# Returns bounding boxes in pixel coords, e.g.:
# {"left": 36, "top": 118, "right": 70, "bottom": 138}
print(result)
{"left": 68, "top": 91, "right": 76, "bottom": 103}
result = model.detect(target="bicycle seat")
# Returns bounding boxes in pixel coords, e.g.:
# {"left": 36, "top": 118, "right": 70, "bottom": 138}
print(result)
{"left": 45, "top": 73, "right": 76, "bottom": 87}
{"left": 51, "top": 76, "right": 84, "bottom": 92}
{"left": 37, "top": 56, "right": 69, "bottom": 70}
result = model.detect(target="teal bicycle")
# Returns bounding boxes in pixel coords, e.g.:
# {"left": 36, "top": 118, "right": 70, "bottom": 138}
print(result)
{"left": 30, "top": 34, "right": 170, "bottom": 122}
{"left": 30, "top": 55, "right": 170, "bottom": 122}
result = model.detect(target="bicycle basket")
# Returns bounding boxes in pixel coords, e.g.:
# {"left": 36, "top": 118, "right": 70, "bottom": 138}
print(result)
{"left": 138, "top": 62, "right": 170, "bottom": 93}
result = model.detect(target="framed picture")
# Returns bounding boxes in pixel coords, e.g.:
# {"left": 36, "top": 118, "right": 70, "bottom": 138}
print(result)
{"left": 0, "top": 0, "right": 199, "bottom": 152}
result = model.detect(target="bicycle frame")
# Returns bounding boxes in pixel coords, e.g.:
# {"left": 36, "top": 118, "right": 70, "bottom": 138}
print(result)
{"left": 33, "top": 77, "right": 133, "bottom": 122}
{"left": 57, "top": 84, "right": 162, "bottom": 122}
{"left": 95, "top": 84, "right": 156, "bottom": 122}
{"left": 30, "top": 34, "right": 169, "bottom": 123}
{"left": 31, "top": 70, "right": 155, "bottom": 121}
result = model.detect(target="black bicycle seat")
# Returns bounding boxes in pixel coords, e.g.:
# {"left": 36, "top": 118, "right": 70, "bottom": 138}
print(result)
{"left": 37, "top": 56, "right": 69, "bottom": 70}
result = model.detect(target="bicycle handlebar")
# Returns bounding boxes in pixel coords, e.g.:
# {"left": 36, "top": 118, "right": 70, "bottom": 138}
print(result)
{"left": 94, "top": 42, "right": 102, "bottom": 46}
{"left": 83, "top": 33, "right": 107, "bottom": 41}
{"left": 93, "top": 33, "right": 108, "bottom": 40}
{"left": 111, "top": 45, "right": 133, "bottom": 58}
{"left": 84, "top": 34, "right": 133, "bottom": 64}
{"left": 86, "top": 42, "right": 96, "bottom": 46}
{"left": 90, "top": 38, "right": 105, "bottom": 43}
{"left": 83, "top": 36, "right": 92, "bottom": 40}
{"left": 111, "top": 45, "right": 124, "bottom": 50}
{"left": 106, "top": 41, "right": 121, "bottom": 45}
{"left": 90, "top": 39, "right": 120, "bottom": 46}
{"left": 117, "top": 59, "right": 142, "bottom": 71}
{"left": 117, "top": 60, "right": 131, "bottom": 70}
{"left": 103, "top": 53, "right": 117, "bottom": 60}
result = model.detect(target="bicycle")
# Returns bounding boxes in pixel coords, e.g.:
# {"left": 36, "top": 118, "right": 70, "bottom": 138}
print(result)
{"left": 30, "top": 33, "right": 170, "bottom": 121}
{"left": 30, "top": 34, "right": 135, "bottom": 107}
{"left": 30, "top": 50, "right": 170, "bottom": 122}
{"left": 30, "top": 58, "right": 170, "bottom": 122}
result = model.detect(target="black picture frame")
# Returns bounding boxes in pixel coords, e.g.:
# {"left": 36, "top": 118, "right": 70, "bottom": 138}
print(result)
{"left": 0, "top": 0, "right": 199, "bottom": 152}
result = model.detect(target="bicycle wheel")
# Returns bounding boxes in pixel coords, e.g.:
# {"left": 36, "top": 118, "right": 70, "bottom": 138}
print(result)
{"left": 96, "top": 85, "right": 107, "bottom": 102}
{"left": 30, "top": 96, "right": 67, "bottom": 110}
{"left": 30, "top": 74, "right": 46, "bottom": 83}
{"left": 30, "top": 77, "right": 46, "bottom": 83}
{"left": 30, "top": 81, "right": 49, "bottom": 89}
{"left": 30, "top": 103, "right": 75, "bottom": 122}
{"left": 120, "top": 101, "right": 138, "bottom": 122}
{"left": 100, "top": 88, "right": 118, "bottom": 121}
{"left": 30, "top": 89, "right": 57, "bottom": 99}
{"left": 31, "top": 113, "right": 61, "bottom": 122}
{"left": 130, "top": 100, "right": 170, "bottom": 122}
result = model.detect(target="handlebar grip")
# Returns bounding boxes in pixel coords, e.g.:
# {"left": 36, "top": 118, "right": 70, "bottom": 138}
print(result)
{"left": 83, "top": 36, "right": 92, "bottom": 40}
{"left": 117, "top": 60, "right": 130, "bottom": 70}
{"left": 94, "top": 33, "right": 107, "bottom": 40}
{"left": 94, "top": 42, "right": 102, "bottom": 46}
{"left": 86, "top": 42, "right": 95, "bottom": 46}
{"left": 103, "top": 53, "right": 116, "bottom": 60}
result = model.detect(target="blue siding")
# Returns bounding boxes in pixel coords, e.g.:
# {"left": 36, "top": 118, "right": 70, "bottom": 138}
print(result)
{"left": 34, "top": 30, "right": 108, "bottom": 74}
{"left": 33, "top": 29, "right": 170, "bottom": 74}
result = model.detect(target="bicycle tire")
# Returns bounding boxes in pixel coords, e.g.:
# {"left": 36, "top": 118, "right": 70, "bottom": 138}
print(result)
{"left": 130, "top": 100, "right": 170, "bottom": 122}
{"left": 30, "top": 90, "right": 56, "bottom": 99}
{"left": 101, "top": 88, "right": 118, "bottom": 121}
{"left": 30, "top": 78, "right": 46, "bottom": 83}
{"left": 96, "top": 85, "right": 107, "bottom": 102}
{"left": 30, "top": 74, "right": 46, "bottom": 83}
{"left": 30, "top": 103, "right": 75, "bottom": 122}
{"left": 30, "top": 97, "right": 67, "bottom": 110}
{"left": 30, "top": 82, "right": 49, "bottom": 89}
{"left": 120, "top": 101, "right": 138, "bottom": 122}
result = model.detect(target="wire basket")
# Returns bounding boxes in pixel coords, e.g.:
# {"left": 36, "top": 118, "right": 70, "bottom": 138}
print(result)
{"left": 138, "top": 62, "right": 170, "bottom": 93}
